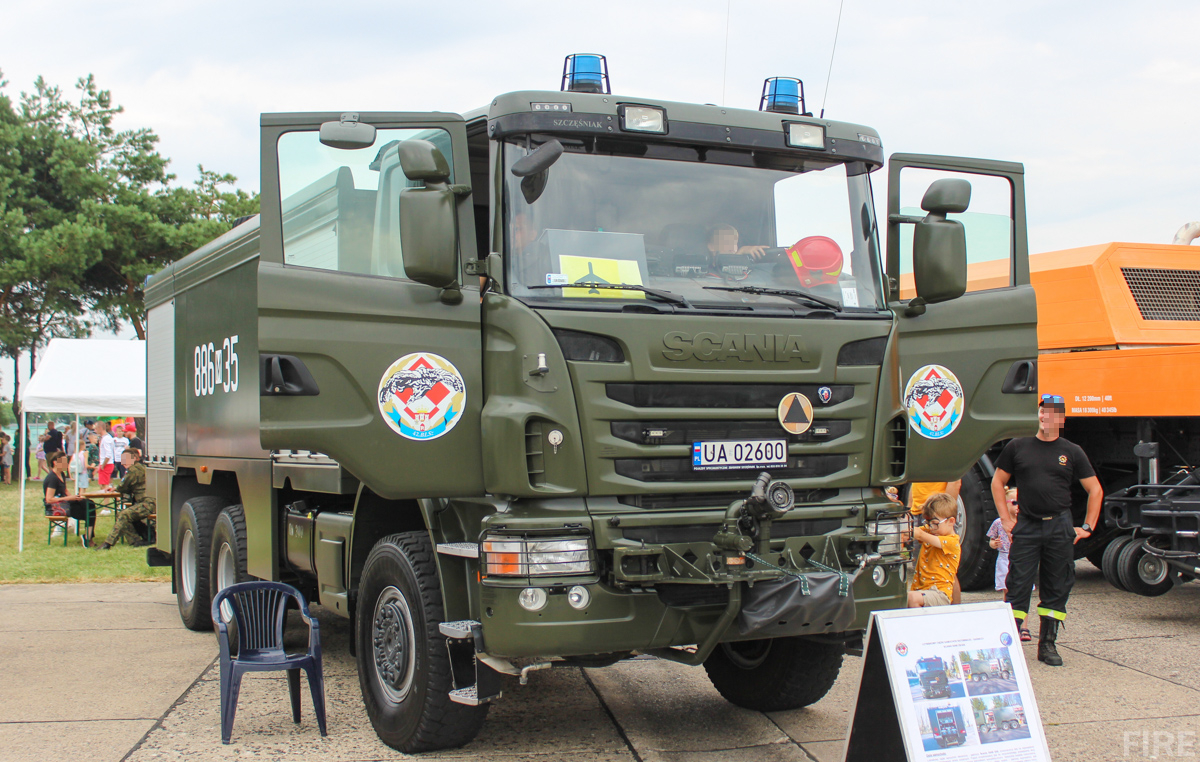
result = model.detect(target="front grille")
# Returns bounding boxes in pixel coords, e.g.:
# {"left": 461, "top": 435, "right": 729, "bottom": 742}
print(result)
{"left": 611, "top": 419, "right": 851, "bottom": 445}
{"left": 615, "top": 455, "right": 848, "bottom": 482}
{"left": 607, "top": 383, "right": 852, "bottom": 409}
{"left": 621, "top": 516, "right": 841, "bottom": 544}
{"left": 617, "top": 488, "right": 838, "bottom": 510}
{"left": 657, "top": 584, "right": 730, "bottom": 607}
{"left": 1121, "top": 267, "right": 1200, "bottom": 321}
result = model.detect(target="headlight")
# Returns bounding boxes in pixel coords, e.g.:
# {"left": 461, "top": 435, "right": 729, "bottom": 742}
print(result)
{"left": 871, "top": 509, "right": 914, "bottom": 559}
{"left": 482, "top": 535, "right": 594, "bottom": 577}
{"left": 786, "top": 122, "right": 825, "bottom": 149}
{"left": 872, "top": 566, "right": 887, "bottom": 587}
{"left": 621, "top": 105, "right": 666, "bottom": 133}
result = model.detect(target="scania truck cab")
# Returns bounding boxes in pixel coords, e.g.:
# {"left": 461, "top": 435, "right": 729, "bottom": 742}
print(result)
{"left": 144, "top": 56, "right": 1038, "bottom": 751}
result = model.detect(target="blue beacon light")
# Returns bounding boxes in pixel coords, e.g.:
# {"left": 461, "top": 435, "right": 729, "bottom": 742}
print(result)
{"left": 562, "top": 54, "right": 610, "bottom": 94}
{"left": 760, "top": 77, "right": 808, "bottom": 116}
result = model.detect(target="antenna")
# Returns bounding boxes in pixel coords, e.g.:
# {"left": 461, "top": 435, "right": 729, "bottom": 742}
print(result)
{"left": 721, "top": 0, "right": 732, "bottom": 106}
{"left": 819, "top": 0, "right": 847, "bottom": 118}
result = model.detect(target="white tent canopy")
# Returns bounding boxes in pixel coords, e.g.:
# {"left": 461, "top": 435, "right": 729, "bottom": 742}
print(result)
{"left": 21, "top": 338, "right": 145, "bottom": 415}
{"left": 18, "top": 338, "right": 146, "bottom": 551}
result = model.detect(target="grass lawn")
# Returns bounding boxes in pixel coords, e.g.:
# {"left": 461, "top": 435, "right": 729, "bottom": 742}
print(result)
{"left": 0, "top": 474, "right": 170, "bottom": 584}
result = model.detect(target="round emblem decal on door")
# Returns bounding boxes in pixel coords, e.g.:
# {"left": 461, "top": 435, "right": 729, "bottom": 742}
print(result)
{"left": 777, "top": 392, "right": 815, "bottom": 435}
{"left": 377, "top": 352, "right": 466, "bottom": 441}
{"left": 903, "top": 364, "right": 965, "bottom": 440}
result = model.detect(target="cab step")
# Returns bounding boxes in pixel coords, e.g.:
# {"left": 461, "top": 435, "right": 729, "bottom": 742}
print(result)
{"left": 437, "top": 542, "right": 479, "bottom": 558}
{"left": 439, "top": 619, "right": 481, "bottom": 640}
{"left": 441, "top": 619, "right": 502, "bottom": 705}
{"left": 449, "top": 685, "right": 498, "bottom": 706}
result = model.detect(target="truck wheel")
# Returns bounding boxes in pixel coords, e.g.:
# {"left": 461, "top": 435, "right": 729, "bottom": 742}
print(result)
{"left": 955, "top": 470, "right": 997, "bottom": 591}
{"left": 210, "top": 505, "right": 249, "bottom": 650}
{"left": 175, "top": 496, "right": 227, "bottom": 631}
{"left": 1102, "top": 535, "right": 1136, "bottom": 592}
{"left": 704, "top": 636, "right": 842, "bottom": 711}
{"left": 356, "top": 532, "right": 488, "bottom": 752}
{"left": 1117, "top": 539, "right": 1175, "bottom": 597}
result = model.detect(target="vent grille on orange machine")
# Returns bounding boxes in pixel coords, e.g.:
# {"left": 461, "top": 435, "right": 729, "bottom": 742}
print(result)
{"left": 1121, "top": 267, "right": 1200, "bottom": 322}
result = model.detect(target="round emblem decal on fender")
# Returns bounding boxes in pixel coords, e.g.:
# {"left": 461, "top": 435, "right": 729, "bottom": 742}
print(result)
{"left": 777, "top": 392, "right": 814, "bottom": 435}
{"left": 903, "top": 364, "right": 965, "bottom": 440}
{"left": 377, "top": 352, "right": 466, "bottom": 441}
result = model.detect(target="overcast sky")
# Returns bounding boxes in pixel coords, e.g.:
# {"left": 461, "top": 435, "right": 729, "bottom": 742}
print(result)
{"left": 2, "top": 0, "right": 1199, "bottom": 389}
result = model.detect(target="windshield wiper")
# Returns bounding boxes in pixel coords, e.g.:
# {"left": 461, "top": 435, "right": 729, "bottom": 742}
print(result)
{"left": 528, "top": 283, "right": 691, "bottom": 307}
{"left": 702, "top": 285, "right": 841, "bottom": 311}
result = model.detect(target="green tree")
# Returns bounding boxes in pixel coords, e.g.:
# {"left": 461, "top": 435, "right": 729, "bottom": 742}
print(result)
{"left": 0, "top": 70, "right": 258, "bottom": 425}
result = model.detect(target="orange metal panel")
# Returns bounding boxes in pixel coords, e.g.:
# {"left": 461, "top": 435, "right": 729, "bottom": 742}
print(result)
{"left": 1040, "top": 345, "right": 1200, "bottom": 418}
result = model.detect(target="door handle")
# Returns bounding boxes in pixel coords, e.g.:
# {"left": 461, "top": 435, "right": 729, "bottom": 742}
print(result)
{"left": 260, "top": 354, "right": 321, "bottom": 396}
{"left": 1001, "top": 359, "right": 1037, "bottom": 394}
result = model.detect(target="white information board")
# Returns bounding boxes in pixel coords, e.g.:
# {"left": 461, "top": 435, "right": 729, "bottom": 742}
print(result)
{"left": 844, "top": 602, "right": 1051, "bottom": 762}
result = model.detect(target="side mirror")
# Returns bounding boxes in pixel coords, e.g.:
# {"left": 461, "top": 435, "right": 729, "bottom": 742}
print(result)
{"left": 318, "top": 113, "right": 377, "bottom": 150}
{"left": 910, "top": 178, "right": 970, "bottom": 312}
{"left": 397, "top": 140, "right": 459, "bottom": 291}
{"left": 510, "top": 139, "right": 563, "bottom": 204}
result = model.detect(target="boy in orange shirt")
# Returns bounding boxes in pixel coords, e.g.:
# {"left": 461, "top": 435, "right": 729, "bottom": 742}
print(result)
{"left": 907, "top": 492, "right": 962, "bottom": 607}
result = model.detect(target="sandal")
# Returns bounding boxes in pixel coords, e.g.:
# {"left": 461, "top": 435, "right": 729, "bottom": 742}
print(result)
{"left": 1019, "top": 627, "right": 1032, "bottom": 642}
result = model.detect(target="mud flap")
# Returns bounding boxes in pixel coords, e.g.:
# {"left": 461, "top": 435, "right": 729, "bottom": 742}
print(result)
{"left": 736, "top": 573, "right": 858, "bottom": 638}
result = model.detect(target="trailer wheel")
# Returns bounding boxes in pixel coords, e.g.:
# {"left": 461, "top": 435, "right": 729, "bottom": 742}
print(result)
{"left": 1102, "top": 535, "right": 1136, "bottom": 591}
{"left": 210, "top": 505, "right": 249, "bottom": 650}
{"left": 955, "top": 469, "right": 997, "bottom": 591}
{"left": 356, "top": 532, "right": 487, "bottom": 752}
{"left": 175, "top": 496, "right": 227, "bottom": 631}
{"left": 1117, "top": 539, "right": 1175, "bottom": 597}
{"left": 704, "top": 636, "right": 842, "bottom": 711}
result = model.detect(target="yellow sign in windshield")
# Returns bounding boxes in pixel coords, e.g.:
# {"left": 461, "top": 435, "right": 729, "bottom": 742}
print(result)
{"left": 559, "top": 255, "right": 645, "bottom": 299}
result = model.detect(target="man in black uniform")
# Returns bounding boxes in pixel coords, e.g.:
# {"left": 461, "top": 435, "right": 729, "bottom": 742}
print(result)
{"left": 991, "top": 394, "right": 1103, "bottom": 666}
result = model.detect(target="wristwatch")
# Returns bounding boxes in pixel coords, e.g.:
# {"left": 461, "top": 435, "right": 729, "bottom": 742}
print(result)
{"left": 1080, "top": 522, "right": 1093, "bottom": 533}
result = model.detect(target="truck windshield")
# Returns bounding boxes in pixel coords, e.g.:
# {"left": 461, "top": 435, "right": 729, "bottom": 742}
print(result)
{"left": 503, "top": 140, "right": 883, "bottom": 312}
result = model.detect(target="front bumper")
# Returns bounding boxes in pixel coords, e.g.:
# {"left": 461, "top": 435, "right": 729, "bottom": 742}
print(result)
{"left": 476, "top": 533, "right": 906, "bottom": 658}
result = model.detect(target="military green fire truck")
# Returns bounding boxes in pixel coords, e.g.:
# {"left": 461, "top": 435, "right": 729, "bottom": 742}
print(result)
{"left": 144, "top": 55, "right": 1037, "bottom": 751}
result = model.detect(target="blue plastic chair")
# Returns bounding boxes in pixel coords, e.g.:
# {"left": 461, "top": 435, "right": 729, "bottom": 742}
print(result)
{"left": 211, "top": 581, "right": 327, "bottom": 744}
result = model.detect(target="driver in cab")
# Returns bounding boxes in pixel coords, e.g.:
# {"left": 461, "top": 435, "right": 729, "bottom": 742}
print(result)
{"left": 707, "top": 223, "right": 769, "bottom": 263}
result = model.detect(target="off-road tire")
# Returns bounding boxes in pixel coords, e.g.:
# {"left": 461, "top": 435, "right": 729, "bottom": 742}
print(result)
{"left": 176, "top": 496, "right": 228, "bottom": 631}
{"left": 704, "top": 636, "right": 842, "bottom": 711}
{"left": 1102, "top": 535, "right": 1135, "bottom": 592}
{"left": 956, "top": 469, "right": 998, "bottom": 591}
{"left": 356, "top": 532, "right": 488, "bottom": 752}
{"left": 210, "top": 505, "right": 249, "bottom": 650}
{"left": 1117, "top": 538, "right": 1175, "bottom": 597}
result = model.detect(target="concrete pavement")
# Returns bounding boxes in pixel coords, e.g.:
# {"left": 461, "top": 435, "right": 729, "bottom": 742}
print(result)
{"left": 3, "top": 564, "right": 1199, "bottom": 761}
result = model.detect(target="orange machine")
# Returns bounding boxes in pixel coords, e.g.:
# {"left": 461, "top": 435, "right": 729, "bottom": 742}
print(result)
{"left": 1021, "top": 242, "right": 1200, "bottom": 417}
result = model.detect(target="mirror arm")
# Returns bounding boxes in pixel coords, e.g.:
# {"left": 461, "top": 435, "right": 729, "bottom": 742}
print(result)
{"left": 904, "top": 297, "right": 928, "bottom": 317}
{"left": 888, "top": 213, "right": 925, "bottom": 225}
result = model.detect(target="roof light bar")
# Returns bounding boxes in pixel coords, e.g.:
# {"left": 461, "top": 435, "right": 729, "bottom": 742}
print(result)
{"left": 562, "top": 54, "right": 610, "bottom": 94}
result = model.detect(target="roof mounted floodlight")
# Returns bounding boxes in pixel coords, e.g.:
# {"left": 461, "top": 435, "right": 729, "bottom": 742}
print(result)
{"left": 760, "top": 77, "right": 810, "bottom": 116}
{"left": 562, "top": 54, "right": 610, "bottom": 94}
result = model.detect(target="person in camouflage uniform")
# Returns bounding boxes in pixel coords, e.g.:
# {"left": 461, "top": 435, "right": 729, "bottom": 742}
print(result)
{"left": 94, "top": 448, "right": 155, "bottom": 550}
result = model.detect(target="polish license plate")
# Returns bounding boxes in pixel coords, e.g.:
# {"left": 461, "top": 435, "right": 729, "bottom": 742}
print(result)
{"left": 692, "top": 440, "right": 788, "bottom": 471}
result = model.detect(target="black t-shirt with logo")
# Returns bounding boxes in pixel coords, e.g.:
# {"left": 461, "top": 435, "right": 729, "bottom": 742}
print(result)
{"left": 994, "top": 436, "right": 1096, "bottom": 520}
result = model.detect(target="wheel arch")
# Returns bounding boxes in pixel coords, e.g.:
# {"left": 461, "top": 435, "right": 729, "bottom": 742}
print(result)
{"left": 349, "top": 488, "right": 474, "bottom": 622}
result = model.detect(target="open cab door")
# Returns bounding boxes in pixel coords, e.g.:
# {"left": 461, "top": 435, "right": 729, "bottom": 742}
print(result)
{"left": 886, "top": 154, "right": 1038, "bottom": 481}
{"left": 257, "top": 111, "right": 484, "bottom": 499}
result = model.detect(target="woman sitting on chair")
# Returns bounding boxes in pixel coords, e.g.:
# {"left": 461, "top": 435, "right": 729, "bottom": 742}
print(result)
{"left": 44, "top": 451, "right": 96, "bottom": 547}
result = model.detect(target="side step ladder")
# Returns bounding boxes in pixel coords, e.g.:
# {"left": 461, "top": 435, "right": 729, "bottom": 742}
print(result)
{"left": 439, "top": 620, "right": 503, "bottom": 706}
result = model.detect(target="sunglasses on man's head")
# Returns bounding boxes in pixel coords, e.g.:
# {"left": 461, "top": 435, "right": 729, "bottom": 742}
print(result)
{"left": 1040, "top": 394, "right": 1065, "bottom": 406}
